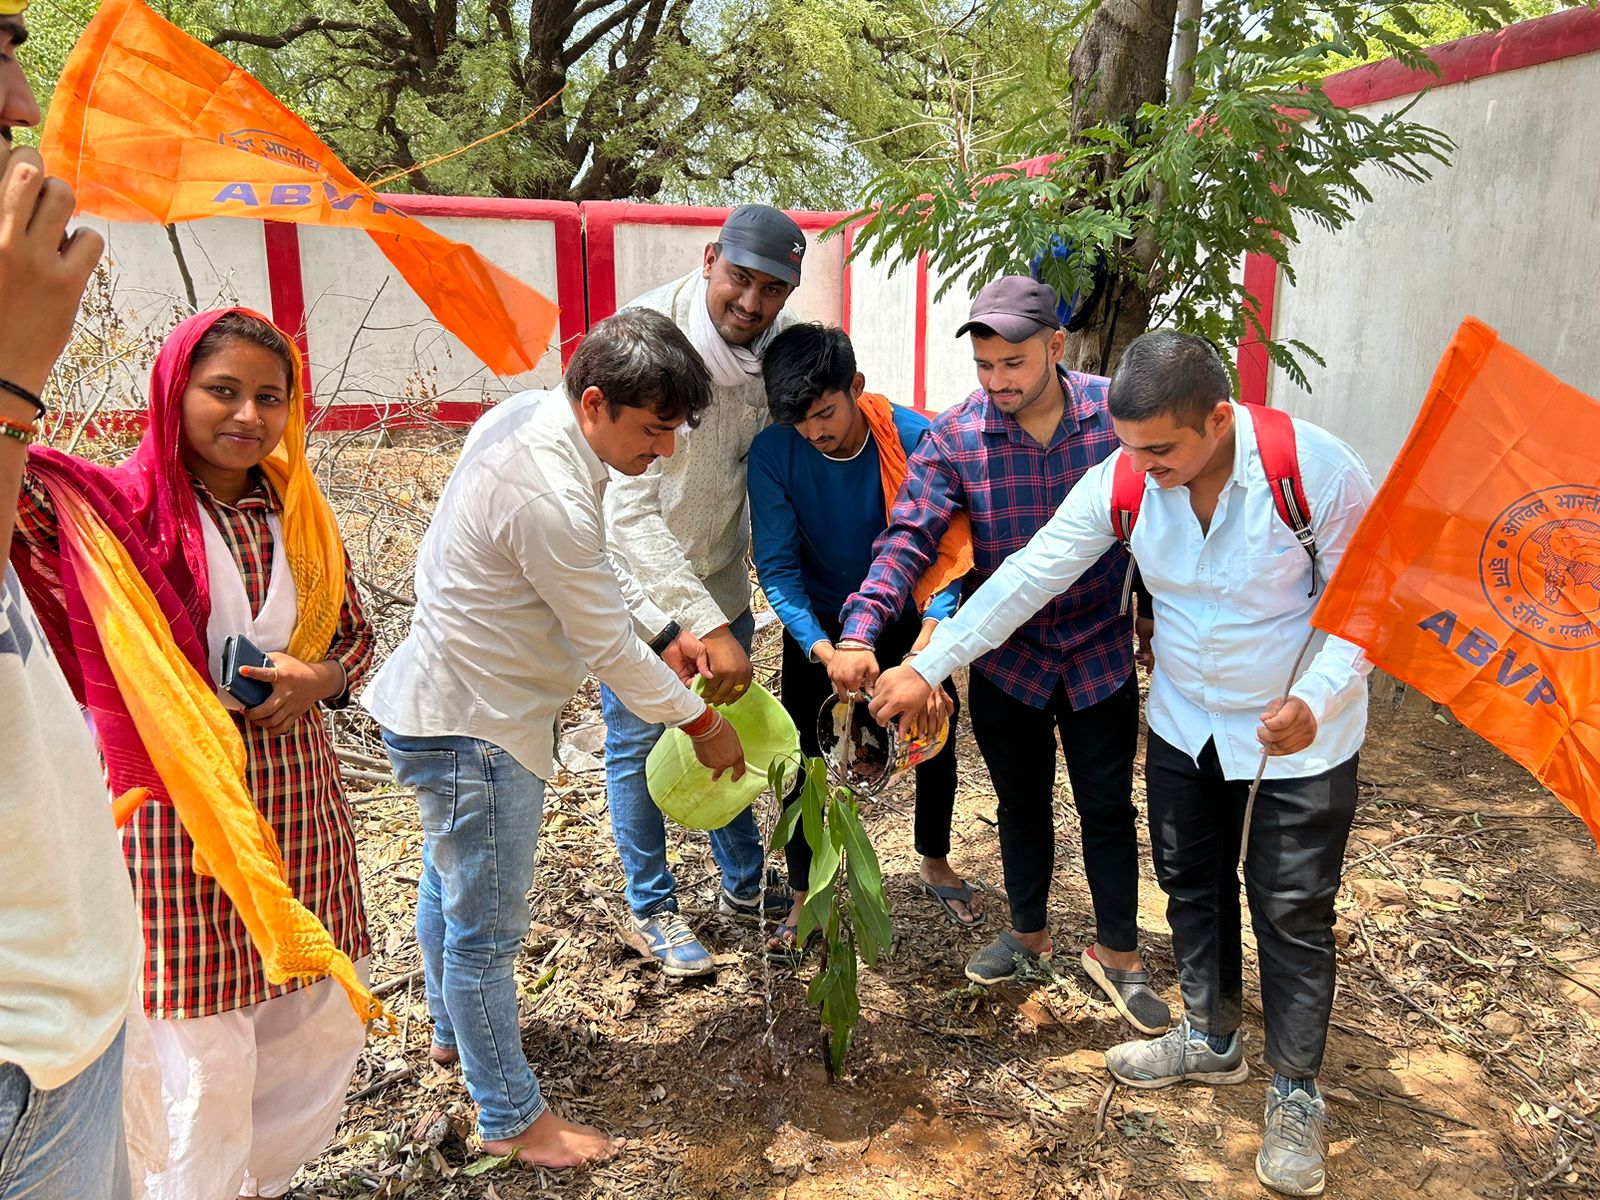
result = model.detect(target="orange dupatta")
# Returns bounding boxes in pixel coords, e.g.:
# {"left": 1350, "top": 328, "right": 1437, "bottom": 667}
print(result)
{"left": 858, "top": 393, "right": 974, "bottom": 611}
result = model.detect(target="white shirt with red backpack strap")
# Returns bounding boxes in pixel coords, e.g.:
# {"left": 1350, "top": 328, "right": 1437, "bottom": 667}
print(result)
{"left": 911, "top": 402, "right": 1378, "bottom": 780}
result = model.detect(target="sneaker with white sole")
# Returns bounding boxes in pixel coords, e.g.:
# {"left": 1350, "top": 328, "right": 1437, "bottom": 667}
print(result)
{"left": 632, "top": 910, "right": 714, "bottom": 977}
{"left": 1257, "top": 1086, "right": 1328, "bottom": 1196}
{"left": 1103, "top": 1016, "right": 1250, "bottom": 1089}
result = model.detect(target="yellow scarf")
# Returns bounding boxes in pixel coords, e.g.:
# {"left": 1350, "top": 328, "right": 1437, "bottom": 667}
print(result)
{"left": 255, "top": 344, "right": 344, "bottom": 664}
{"left": 54, "top": 486, "right": 391, "bottom": 1031}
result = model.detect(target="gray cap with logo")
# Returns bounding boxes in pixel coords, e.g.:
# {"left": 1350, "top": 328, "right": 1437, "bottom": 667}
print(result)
{"left": 717, "top": 204, "right": 806, "bottom": 287}
{"left": 955, "top": 275, "right": 1063, "bottom": 342}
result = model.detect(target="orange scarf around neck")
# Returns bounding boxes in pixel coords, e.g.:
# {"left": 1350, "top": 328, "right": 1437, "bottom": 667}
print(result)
{"left": 858, "top": 393, "right": 974, "bottom": 611}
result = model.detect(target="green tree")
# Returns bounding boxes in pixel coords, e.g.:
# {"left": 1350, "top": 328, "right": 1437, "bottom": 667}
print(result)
{"left": 849, "top": 0, "right": 1563, "bottom": 382}
{"left": 24, "top": 0, "right": 1086, "bottom": 206}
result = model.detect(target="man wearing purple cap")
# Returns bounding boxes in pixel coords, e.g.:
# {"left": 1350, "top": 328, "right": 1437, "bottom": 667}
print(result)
{"left": 832, "top": 276, "right": 1168, "bottom": 1035}
{"left": 602, "top": 205, "right": 806, "bottom": 977}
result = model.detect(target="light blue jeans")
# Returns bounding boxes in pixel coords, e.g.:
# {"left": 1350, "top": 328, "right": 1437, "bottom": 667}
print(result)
{"left": 381, "top": 731, "right": 547, "bottom": 1142}
{"left": 600, "top": 608, "right": 765, "bottom": 917}
{"left": 0, "top": 1025, "right": 130, "bottom": 1200}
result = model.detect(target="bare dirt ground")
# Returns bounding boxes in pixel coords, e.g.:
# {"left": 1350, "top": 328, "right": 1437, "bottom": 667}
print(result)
{"left": 269, "top": 439, "right": 1600, "bottom": 1200}
{"left": 297, "top": 666, "right": 1600, "bottom": 1200}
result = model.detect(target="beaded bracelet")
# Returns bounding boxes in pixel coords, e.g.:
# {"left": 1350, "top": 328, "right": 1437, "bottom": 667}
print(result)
{"left": 0, "top": 378, "right": 45, "bottom": 419}
{"left": 0, "top": 415, "right": 38, "bottom": 446}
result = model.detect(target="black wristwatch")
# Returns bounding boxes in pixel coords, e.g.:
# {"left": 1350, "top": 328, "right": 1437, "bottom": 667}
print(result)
{"left": 648, "top": 620, "right": 681, "bottom": 657}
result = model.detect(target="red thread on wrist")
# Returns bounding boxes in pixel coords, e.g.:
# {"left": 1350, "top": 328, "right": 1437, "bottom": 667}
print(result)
{"left": 680, "top": 707, "right": 718, "bottom": 738}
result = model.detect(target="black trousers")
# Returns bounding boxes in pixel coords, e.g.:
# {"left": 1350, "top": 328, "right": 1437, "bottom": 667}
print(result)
{"left": 966, "top": 668, "right": 1141, "bottom": 948}
{"left": 779, "top": 610, "right": 959, "bottom": 891}
{"left": 1144, "top": 732, "right": 1357, "bottom": 1079}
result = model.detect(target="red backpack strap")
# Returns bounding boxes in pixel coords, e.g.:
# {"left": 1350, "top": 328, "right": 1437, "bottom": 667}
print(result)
{"left": 1250, "top": 405, "right": 1320, "bottom": 596}
{"left": 1110, "top": 450, "right": 1144, "bottom": 614}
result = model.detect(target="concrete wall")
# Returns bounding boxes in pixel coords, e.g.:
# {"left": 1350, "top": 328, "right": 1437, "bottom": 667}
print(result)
{"left": 296, "top": 212, "right": 565, "bottom": 409}
{"left": 1264, "top": 17, "right": 1600, "bottom": 481}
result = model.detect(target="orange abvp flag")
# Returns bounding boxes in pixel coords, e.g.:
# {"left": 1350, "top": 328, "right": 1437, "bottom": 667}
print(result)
{"left": 1312, "top": 317, "right": 1600, "bottom": 844}
{"left": 42, "top": 0, "right": 557, "bottom": 376}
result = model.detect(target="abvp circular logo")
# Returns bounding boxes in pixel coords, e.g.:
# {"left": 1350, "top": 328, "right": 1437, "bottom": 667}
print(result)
{"left": 1479, "top": 486, "right": 1600, "bottom": 651}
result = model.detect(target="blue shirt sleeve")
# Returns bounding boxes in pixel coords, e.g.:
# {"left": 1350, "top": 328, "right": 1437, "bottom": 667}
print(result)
{"left": 924, "top": 578, "right": 960, "bottom": 623}
{"left": 748, "top": 434, "right": 830, "bottom": 656}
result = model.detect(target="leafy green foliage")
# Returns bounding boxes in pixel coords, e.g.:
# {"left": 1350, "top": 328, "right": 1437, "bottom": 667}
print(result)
{"left": 766, "top": 754, "right": 892, "bottom": 1077}
{"left": 20, "top": 0, "right": 1095, "bottom": 205}
{"left": 848, "top": 0, "right": 1535, "bottom": 383}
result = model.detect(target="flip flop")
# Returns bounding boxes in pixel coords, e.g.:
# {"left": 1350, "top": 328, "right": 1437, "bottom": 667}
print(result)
{"left": 766, "top": 920, "right": 818, "bottom": 961}
{"left": 921, "top": 879, "right": 981, "bottom": 928}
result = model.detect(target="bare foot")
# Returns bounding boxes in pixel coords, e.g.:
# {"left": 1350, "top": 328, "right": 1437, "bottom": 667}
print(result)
{"left": 1090, "top": 942, "right": 1144, "bottom": 974}
{"left": 482, "top": 1108, "right": 622, "bottom": 1169}
{"left": 1010, "top": 927, "right": 1053, "bottom": 956}
{"left": 919, "top": 856, "right": 981, "bottom": 923}
{"left": 428, "top": 1044, "right": 459, "bottom": 1066}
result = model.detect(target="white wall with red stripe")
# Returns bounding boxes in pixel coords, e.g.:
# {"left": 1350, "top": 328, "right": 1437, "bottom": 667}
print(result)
{"left": 1247, "top": 6, "right": 1600, "bottom": 480}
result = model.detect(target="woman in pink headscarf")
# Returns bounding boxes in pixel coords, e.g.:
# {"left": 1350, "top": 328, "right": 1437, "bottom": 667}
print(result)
{"left": 12, "top": 307, "right": 375, "bottom": 1199}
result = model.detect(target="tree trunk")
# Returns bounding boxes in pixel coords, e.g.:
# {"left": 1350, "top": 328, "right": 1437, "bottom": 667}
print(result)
{"left": 1063, "top": 0, "right": 1181, "bottom": 376}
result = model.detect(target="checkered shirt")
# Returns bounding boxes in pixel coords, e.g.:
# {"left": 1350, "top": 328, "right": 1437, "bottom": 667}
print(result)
{"left": 839, "top": 368, "right": 1133, "bottom": 710}
{"left": 18, "top": 473, "right": 373, "bottom": 1016}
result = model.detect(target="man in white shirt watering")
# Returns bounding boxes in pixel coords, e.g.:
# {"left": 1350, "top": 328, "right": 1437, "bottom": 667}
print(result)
{"left": 603, "top": 205, "right": 805, "bottom": 976}
{"left": 364, "top": 309, "right": 747, "bottom": 1169}
{"left": 868, "top": 331, "right": 1375, "bottom": 1197}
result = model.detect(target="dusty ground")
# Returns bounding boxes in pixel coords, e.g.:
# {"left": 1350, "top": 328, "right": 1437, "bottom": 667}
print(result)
{"left": 47, "top": 336, "right": 1600, "bottom": 1200}
{"left": 249, "top": 437, "right": 1600, "bottom": 1199}
{"left": 292, "top": 653, "right": 1600, "bottom": 1200}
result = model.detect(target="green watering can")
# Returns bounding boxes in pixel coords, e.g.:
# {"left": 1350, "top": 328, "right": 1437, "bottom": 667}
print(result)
{"left": 646, "top": 681, "right": 799, "bottom": 830}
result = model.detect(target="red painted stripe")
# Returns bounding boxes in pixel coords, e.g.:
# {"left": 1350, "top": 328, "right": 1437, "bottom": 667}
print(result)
{"left": 261, "top": 221, "right": 313, "bottom": 401}
{"left": 307, "top": 400, "right": 490, "bottom": 432}
{"left": 578, "top": 200, "right": 851, "bottom": 231}
{"left": 379, "top": 195, "right": 580, "bottom": 222}
{"left": 912, "top": 252, "right": 930, "bottom": 413}
{"left": 1236, "top": 252, "right": 1279, "bottom": 407}
{"left": 840, "top": 221, "right": 854, "bottom": 335}
{"left": 584, "top": 204, "right": 621, "bottom": 324}
{"left": 1323, "top": 5, "right": 1600, "bottom": 108}
{"left": 545, "top": 204, "right": 586, "bottom": 365}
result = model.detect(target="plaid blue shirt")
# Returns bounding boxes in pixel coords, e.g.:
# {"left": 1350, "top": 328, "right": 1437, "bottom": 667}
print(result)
{"left": 839, "top": 367, "right": 1132, "bottom": 710}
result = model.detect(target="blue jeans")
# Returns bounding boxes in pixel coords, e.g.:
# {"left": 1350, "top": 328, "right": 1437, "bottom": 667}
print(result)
{"left": 600, "top": 608, "right": 765, "bottom": 917}
{"left": 0, "top": 1025, "right": 130, "bottom": 1200}
{"left": 381, "top": 731, "right": 547, "bottom": 1142}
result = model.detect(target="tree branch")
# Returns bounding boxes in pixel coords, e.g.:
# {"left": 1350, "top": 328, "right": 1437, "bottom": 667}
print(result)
{"left": 562, "top": 0, "right": 654, "bottom": 66}
{"left": 208, "top": 16, "right": 369, "bottom": 51}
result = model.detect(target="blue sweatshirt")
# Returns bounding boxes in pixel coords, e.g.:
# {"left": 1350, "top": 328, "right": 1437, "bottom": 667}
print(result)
{"left": 749, "top": 402, "right": 959, "bottom": 657}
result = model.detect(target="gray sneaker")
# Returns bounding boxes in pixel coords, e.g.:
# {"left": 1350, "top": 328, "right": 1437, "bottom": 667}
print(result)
{"left": 1103, "top": 1017, "right": 1250, "bottom": 1089}
{"left": 1256, "top": 1087, "right": 1328, "bottom": 1197}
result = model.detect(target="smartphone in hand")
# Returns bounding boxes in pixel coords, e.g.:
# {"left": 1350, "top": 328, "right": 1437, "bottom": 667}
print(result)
{"left": 220, "top": 634, "right": 273, "bottom": 708}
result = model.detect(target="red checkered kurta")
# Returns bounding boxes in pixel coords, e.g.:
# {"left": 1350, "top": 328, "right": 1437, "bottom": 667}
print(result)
{"left": 18, "top": 473, "right": 373, "bottom": 1017}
